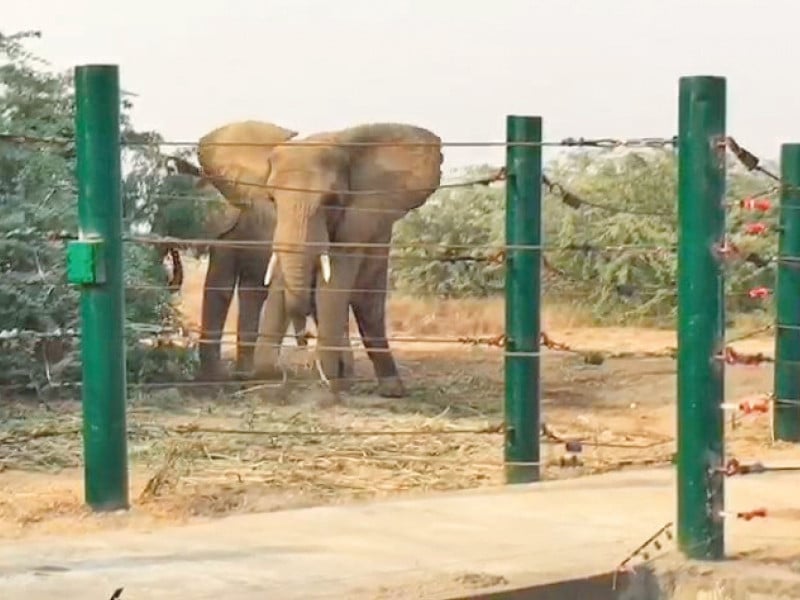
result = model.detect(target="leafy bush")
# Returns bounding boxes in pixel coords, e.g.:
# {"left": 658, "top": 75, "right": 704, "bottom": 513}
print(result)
{"left": 391, "top": 150, "right": 778, "bottom": 326}
{"left": 0, "top": 30, "right": 199, "bottom": 391}
{"left": 390, "top": 165, "right": 505, "bottom": 297}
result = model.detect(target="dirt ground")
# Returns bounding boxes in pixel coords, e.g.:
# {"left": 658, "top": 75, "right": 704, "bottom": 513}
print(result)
{"left": 0, "top": 259, "right": 794, "bottom": 544}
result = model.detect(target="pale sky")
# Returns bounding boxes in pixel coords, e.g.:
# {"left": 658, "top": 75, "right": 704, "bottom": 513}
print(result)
{"left": 6, "top": 0, "right": 800, "bottom": 170}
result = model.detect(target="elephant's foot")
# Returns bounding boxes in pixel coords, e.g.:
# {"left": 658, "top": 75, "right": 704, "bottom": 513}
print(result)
{"left": 376, "top": 375, "right": 406, "bottom": 398}
{"left": 313, "top": 348, "right": 354, "bottom": 390}
{"left": 314, "top": 360, "right": 353, "bottom": 395}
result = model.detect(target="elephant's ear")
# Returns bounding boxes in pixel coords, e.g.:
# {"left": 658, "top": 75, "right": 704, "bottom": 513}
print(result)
{"left": 197, "top": 120, "right": 298, "bottom": 208}
{"left": 339, "top": 123, "right": 443, "bottom": 212}
{"left": 205, "top": 200, "right": 243, "bottom": 239}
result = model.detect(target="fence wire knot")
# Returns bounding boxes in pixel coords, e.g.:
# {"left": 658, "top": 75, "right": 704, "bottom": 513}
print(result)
{"left": 540, "top": 331, "right": 572, "bottom": 351}
{"left": 559, "top": 136, "right": 677, "bottom": 149}
{"left": 721, "top": 508, "right": 768, "bottom": 521}
{"left": 713, "top": 240, "right": 741, "bottom": 261}
{"left": 542, "top": 175, "right": 584, "bottom": 210}
{"left": 726, "top": 137, "right": 781, "bottom": 182}
{"left": 721, "top": 346, "right": 774, "bottom": 366}
{"left": 730, "top": 397, "right": 771, "bottom": 415}
{"left": 720, "top": 458, "right": 766, "bottom": 476}
{"left": 457, "top": 333, "right": 506, "bottom": 347}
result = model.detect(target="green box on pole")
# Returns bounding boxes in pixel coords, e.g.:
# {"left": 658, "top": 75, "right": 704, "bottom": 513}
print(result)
{"left": 773, "top": 144, "right": 800, "bottom": 441}
{"left": 74, "top": 64, "right": 129, "bottom": 510}
{"left": 504, "top": 115, "right": 542, "bottom": 484}
{"left": 677, "top": 75, "right": 726, "bottom": 559}
{"left": 66, "top": 238, "right": 106, "bottom": 285}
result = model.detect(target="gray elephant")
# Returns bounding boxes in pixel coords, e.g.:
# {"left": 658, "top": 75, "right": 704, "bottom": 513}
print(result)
{"left": 162, "top": 120, "right": 310, "bottom": 381}
{"left": 250, "top": 123, "right": 443, "bottom": 397}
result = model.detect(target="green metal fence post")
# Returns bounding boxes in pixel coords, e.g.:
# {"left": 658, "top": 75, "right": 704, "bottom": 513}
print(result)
{"left": 504, "top": 115, "right": 542, "bottom": 484}
{"left": 677, "top": 76, "right": 726, "bottom": 559}
{"left": 68, "top": 64, "right": 129, "bottom": 510}
{"left": 773, "top": 144, "right": 800, "bottom": 441}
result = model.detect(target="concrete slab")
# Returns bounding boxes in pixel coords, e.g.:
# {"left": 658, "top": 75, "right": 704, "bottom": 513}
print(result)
{"left": 1, "top": 466, "right": 800, "bottom": 599}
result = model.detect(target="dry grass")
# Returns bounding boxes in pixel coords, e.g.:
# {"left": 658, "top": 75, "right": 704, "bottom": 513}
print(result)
{"left": 173, "top": 257, "right": 635, "bottom": 353}
{"left": 0, "top": 256, "right": 786, "bottom": 539}
{"left": 3, "top": 340, "right": 786, "bottom": 541}
{"left": 0, "top": 368, "right": 678, "bottom": 540}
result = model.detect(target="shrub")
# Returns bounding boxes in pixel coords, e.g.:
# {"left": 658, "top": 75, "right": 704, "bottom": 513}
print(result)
{"left": 391, "top": 150, "right": 778, "bottom": 326}
{"left": 0, "top": 30, "right": 199, "bottom": 391}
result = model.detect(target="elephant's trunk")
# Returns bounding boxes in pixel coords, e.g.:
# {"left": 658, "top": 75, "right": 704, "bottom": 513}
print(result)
{"left": 273, "top": 199, "right": 329, "bottom": 319}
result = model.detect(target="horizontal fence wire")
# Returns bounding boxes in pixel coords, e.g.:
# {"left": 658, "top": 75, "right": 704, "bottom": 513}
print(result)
{"left": 0, "top": 277, "right": 689, "bottom": 301}
{"left": 1, "top": 322, "right": 774, "bottom": 357}
{"left": 0, "top": 132, "right": 679, "bottom": 149}
{"left": 0, "top": 420, "right": 675, "bottom": 454}
{"left": 125, "top": 234, "right": 677, "bottom": 253}
{"left": 2, "top": 129, "right": 778, "bottom": 523}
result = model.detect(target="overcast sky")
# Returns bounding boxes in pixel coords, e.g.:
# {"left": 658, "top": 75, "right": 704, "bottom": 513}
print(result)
{"left": 6, "top": 0, "right": 799, "bottom": 170}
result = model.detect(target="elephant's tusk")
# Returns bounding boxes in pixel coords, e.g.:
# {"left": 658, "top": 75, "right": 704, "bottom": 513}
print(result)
{"left": 315, "top": 357, "right": 331, "bottom": 387}
{"left": 264, "top": 253, "right": 278, "bottom": 286}
{"left": 320, "top": 253, "right": 331, "bottom": 283}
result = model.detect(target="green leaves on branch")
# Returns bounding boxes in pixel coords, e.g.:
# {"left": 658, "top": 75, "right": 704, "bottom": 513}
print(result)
{"left": 391, "top": 150, "right": 777, "bottom": 326}
{"left": 0, "top": 30, "right": 198, "bottom": 391}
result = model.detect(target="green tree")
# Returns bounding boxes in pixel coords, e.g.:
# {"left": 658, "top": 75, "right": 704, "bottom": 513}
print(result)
{"left": 391, "top": 149, "right": 777, "bottom": 326}
{"left": 0, "top": 30, "right": 198, "bottom": 392}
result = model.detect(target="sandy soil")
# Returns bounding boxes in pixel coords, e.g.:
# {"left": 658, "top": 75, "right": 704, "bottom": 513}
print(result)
{"left": 0, "top": 258, "right": 792, "bottom": 544}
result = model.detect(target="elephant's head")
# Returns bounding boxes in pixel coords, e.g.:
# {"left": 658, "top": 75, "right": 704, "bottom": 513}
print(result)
{"left": 263, "top": 123, "right": 443, "bottom": 319}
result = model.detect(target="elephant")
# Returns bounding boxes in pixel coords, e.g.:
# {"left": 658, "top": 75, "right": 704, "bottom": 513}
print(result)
{"left": 249, "top": 122, "right": 443, "bottom": 398}
{"left": 160, "top": 120, "right": 311, "bottom": 381}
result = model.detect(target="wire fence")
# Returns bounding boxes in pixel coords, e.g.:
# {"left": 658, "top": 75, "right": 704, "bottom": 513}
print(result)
{"left": 0, "top": 130, "right": 781, "bottom": 403}
{"left": 1, "top": 125, "right": 793, "bottom": 568}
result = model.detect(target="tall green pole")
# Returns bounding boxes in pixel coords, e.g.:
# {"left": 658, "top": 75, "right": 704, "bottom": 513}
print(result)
{"left": 677, "top": 76, "right": 726, "bottom": 559}
{"left": 504, "top": 115, "right": 542, "bottom": 484}
{"left": 68, "top": 65, "right": 129, "bottom": 510}
{"left": 773, "top": 144, "right": 800, "bottom": 441}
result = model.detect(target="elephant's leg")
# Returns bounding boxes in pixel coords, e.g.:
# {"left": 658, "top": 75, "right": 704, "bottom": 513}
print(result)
{"left": 316, "top": 254, "right": 362, "bottom": 395}
{"left": 253, "top": 269, "right": 290, "bottom": 379}
{"left": 198, "top": 246, "right": 237, "bottom": 381}
{"left": 340, "top": 305, "right": 356, "bottom": 381}
{"left": 290, "top": 314, "right": 309, "bottom": 347}
{"left": 351, "top": 251, "right": 405, "bottom": 398}
{"left": 294, "top": 271, "right": 352, "bottom": 376}
{"left": 295, "top": 268, "right": 319, "bottom": 348}
{"left": 234, "top": 248, "right": 270, "bottom": 377}
{"left": 313, "top": 259, "right": 355, "bottom": 380}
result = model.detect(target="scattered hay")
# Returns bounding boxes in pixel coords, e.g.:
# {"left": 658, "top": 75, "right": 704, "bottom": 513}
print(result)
{"left": 0, "top": 342, "right": 782, "bottom": 537}
{"left": 0, "top": 384, "right": 677, "bottom": 528}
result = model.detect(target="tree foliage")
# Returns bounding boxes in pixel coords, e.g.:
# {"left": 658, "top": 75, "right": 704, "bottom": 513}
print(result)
{"left": 392, "top": 149, "right": 778, "bottom": 326}
{"left": 0, "top": 30, "right": 199, "bottom": 392}
{"left": 0, "top": 29, "right": 780, "bottom": 396}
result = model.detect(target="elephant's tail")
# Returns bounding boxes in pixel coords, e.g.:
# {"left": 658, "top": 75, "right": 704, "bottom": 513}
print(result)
{"left": 166, "top": 246, "right": 183, "bottom": 291}
{"left": 163, "top": 155, "right": 202, "bottom": 178}
{"left": 163, "top": 154, "right": 223, "bottom": 196}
